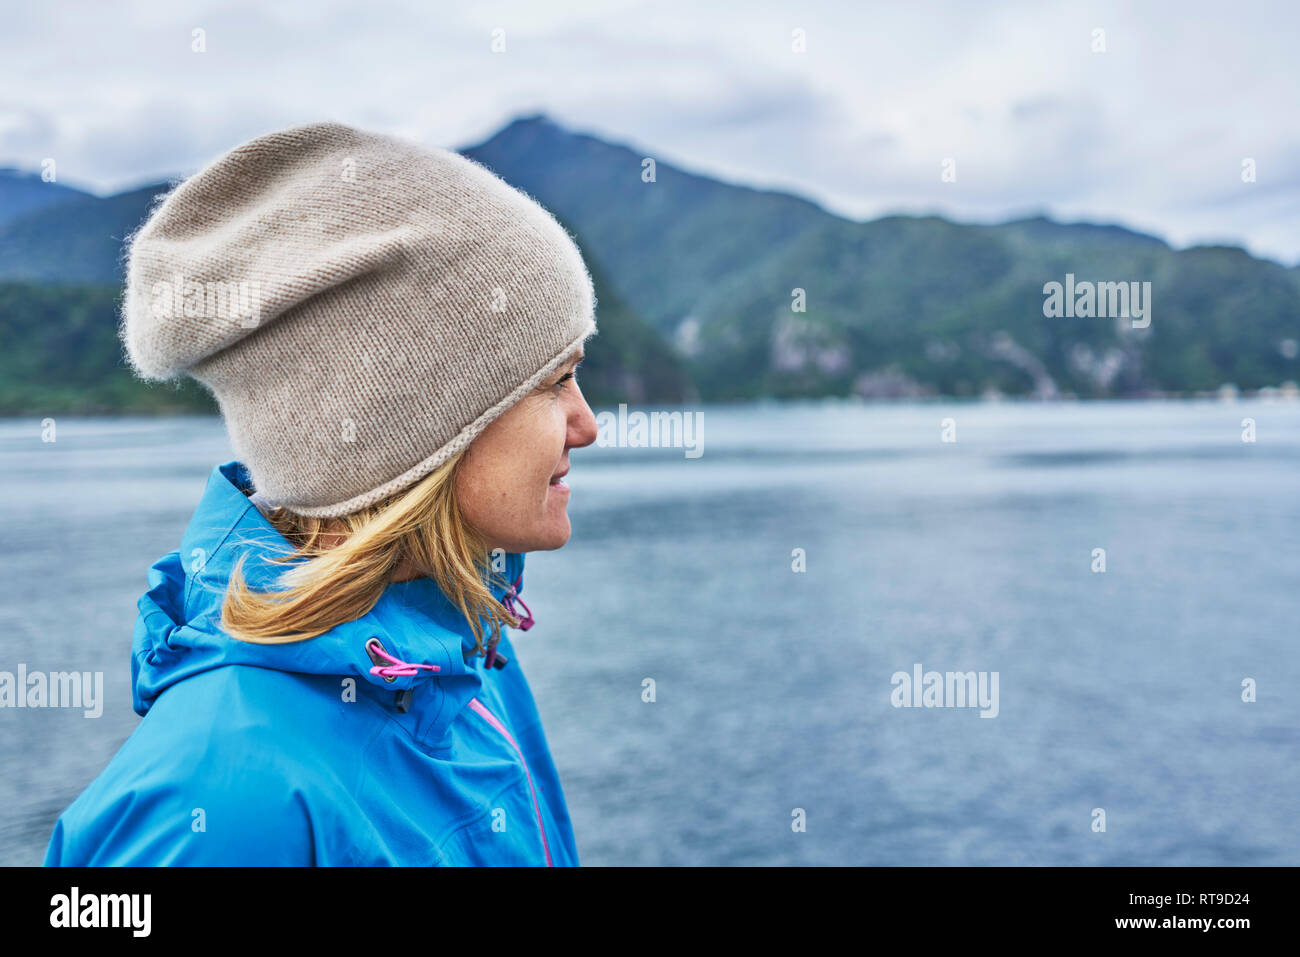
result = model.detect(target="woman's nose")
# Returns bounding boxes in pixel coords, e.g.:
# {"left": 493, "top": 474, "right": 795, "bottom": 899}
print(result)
{"left": 566, "top": 387, "right": 599, "bottom": 449}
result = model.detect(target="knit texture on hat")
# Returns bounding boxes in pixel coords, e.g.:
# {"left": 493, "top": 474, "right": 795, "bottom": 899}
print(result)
{"left": 121, "top": 121, "right": 597, "bottom": 517}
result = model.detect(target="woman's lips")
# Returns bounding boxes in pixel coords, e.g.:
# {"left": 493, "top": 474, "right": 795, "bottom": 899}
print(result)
{"left": 549, "top": 468, "right": 569, "bottom": 492}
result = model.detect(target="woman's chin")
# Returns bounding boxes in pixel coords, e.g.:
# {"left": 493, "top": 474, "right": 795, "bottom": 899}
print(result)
{"left": 532, "top": 513, "right": 572, "bottom": 551}
{"left": 500, "top": 513, "right": 571, "bottom": 554}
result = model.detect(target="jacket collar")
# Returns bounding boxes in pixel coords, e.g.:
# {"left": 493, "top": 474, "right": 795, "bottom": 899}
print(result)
{"left": 134, "top": 461, "right": 524, "bottom": 716}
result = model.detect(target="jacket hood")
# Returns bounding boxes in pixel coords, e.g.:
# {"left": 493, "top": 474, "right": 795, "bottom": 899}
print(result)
{"left": 131, "top": 461, "right": 525, "bottom": 718}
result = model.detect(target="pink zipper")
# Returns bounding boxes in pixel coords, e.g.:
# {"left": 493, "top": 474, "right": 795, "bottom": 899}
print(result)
{"left": 467, "top": 696, "right": 553, "bottom": 866}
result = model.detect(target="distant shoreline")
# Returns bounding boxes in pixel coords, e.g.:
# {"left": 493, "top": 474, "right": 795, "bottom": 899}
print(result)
{"left": 2, "top": 387, "right": 1299, "bottom": 422}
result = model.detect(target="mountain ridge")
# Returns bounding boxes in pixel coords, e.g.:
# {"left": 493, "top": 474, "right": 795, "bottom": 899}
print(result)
{"left": 0, "top": 113, "right": 1296, "bottom": 410}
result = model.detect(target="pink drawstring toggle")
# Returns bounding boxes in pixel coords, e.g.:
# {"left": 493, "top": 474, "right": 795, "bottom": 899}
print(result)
{"left": 503, "top": 577, "right": 534, "bottom": 632}
{"left": 484, "top": 575, "right": 534, "bottom": 670}
{"left": 365, "top": 637, "right": 441, "bottom": 681}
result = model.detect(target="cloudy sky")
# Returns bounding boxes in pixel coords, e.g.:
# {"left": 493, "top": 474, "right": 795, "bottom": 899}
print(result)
{"left": 3, "top": 0, "right": 1298, "bottom": 264}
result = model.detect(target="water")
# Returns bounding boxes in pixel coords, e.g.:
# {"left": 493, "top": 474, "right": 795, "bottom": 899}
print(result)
{"left": 2, "top": 400, "right": 1298, "bottom": 866}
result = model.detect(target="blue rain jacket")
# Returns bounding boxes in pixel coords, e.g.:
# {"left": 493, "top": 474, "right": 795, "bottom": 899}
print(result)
{"left": 44, "top": 461, "right": 580, "bottom": 865}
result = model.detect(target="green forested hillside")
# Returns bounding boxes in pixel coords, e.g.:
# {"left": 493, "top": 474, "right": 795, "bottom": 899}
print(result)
{"left": 0, "top": 282, "right": 214, "bottom": 413}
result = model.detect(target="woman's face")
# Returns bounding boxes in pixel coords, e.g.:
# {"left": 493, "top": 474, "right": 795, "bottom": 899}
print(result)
{"left": 456, "top": 349, "right": 598, "bottom": 553}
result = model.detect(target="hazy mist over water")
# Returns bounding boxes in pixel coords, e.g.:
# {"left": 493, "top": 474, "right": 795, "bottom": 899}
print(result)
{"left": 2, "top": 399, "right": 1297, "bottom": 865}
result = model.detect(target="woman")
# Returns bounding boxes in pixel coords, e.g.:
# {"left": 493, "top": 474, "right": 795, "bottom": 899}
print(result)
{"left": 43, "top": 122, "right": 598, "bottom": 865}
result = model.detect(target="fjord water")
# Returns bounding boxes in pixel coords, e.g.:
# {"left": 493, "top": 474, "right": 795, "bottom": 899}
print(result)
{"left": 1, "top": 400, "right": 1297, "bottom": 865}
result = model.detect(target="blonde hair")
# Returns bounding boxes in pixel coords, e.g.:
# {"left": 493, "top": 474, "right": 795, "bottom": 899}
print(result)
{"left": 221, "top": 450, "right": 518, "bottom": 655}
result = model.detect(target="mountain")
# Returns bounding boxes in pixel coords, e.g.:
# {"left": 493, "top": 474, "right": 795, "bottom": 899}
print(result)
{"left": 0, "top": 168, "right": 94, "bottom": 226}
{"left": 0, "top": 182, "right": 175, "bottom": 284}
{"left": 461, "top": 113, "right": 1300, "bottom": 398}
{"left": 1, "top": 113, "right": 1297, "bottom": 411}
{"left": 461, "top": 113, "right": 831, "bottom": 336}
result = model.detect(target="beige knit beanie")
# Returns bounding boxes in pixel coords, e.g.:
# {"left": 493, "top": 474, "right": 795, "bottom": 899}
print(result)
{"left": 121, "top": 121, "right": 597, "bottom": 517}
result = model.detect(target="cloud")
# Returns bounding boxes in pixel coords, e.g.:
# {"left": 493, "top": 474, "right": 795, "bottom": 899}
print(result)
{"left": 1, "top": 0, "right": 1297, "bottom": 263}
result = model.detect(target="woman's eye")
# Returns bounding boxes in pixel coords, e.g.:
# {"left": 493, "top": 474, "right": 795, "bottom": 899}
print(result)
{"left": 554, "top": 370, "right": 576, "bottom": 390}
